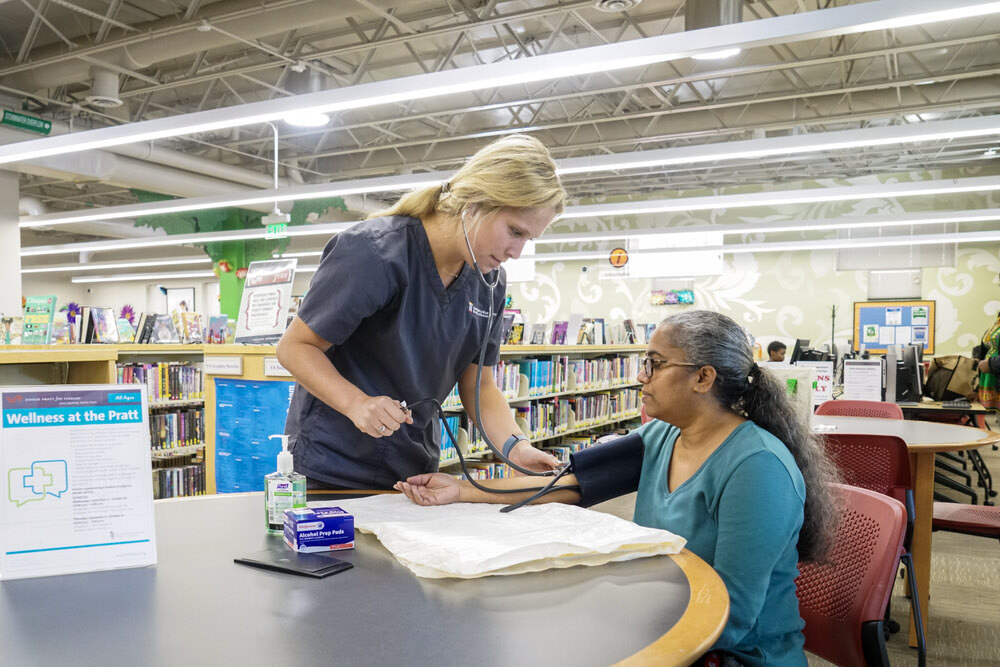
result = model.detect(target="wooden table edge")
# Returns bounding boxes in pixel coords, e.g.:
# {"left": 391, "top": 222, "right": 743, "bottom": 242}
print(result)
{"left": 617, "top": 548, "right": 730, "bottom": 667}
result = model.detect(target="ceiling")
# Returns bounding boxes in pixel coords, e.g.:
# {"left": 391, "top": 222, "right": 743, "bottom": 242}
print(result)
{"left": 2, "top": 0, "right": 1000, "bottom": 258}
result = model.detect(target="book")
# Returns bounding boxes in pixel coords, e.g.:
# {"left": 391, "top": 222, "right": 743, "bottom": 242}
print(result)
{"left": 150, "top": 314, "right": 181, "bottom": 344}
{"left": 22, "top": 295, "right": 57, "bottom": 344}
{"left": 550, "top": 321, "right": 568, "bottom": 345}
{"left": 565, "top": 313, "right": 584, "bottom": 346}
{"left": 1, "top": 315, "right": 23, "bottom": 345}
{"left": 91, "top": 307, "right": 120, "bottom": 344}
{"left": 508, "top": 322, "right": 524, "bottom": 345}
{"left": 623, "top": 319, "right": 637, "bottom": 344}
{"left": 234, "top": 258, "right": 298, "bottom": 344}
{"left": 133, "top": 313, "right": 150, "bottom": 344}
{"left": 180, "top": 312, "right": 205, "bottom": 344}
{"left": 206, "top": 315, "right": 228, "bottom": 345}
{"left": 577, "top": 319, "right": 595, "bottom": 345}
{"left": 51, "top": 312, "right": 73, "bottom": 344}
{"left": 528, "top": 323, "right": 547, "bottom": 346}
{"left": 593, "top": 318, "right": 606, "bottom": 345}
{"left": 500, "top": 312, "right": 516, "bottom": 344}
{"left": 116, "top": 318, "right": 136, "bottom": 343}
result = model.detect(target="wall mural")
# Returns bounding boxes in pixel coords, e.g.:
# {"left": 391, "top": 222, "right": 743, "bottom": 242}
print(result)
{"left": 513, "top": 168, "right": 1000, "bottom": 356}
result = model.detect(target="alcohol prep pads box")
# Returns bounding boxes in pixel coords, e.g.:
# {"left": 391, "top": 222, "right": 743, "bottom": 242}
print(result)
{"left": 284, "top": 507, "right": 355, "bottom": 552}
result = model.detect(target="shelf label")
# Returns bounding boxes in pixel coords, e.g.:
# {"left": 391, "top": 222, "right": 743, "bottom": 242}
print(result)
{"left": 1, "top": 110, "right": 52, "bottom": 135}
{"left": 263, "top": 357, "right": 292, "bottom": 377}
{"left": 204, "top": 356, "right": 243, "bottom": 375}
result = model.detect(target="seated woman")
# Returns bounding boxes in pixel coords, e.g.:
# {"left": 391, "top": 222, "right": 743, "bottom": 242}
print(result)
{"left": 395, "top": 310, "right": 838, "bottom": 666}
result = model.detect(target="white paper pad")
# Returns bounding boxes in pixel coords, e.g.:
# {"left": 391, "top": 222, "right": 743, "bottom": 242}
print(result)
{"left": 322, "top": 495, "right": 686, "bottom": 579}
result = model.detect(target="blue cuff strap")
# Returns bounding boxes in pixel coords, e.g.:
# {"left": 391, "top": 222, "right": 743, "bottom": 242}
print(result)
{"left": 502, "top": 434, "right": 527, "bottom": 458}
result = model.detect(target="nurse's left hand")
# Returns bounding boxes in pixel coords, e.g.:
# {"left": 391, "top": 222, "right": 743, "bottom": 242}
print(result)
{"left": 507, "top": 441, "right": 560, "bottom": 474}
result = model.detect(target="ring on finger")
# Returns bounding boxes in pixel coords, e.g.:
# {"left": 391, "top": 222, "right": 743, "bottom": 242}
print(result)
{"left": 378, "top": 424, "right": 388, "bottom": 434}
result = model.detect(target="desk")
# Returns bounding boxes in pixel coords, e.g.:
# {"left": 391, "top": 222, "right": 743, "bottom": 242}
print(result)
{"left": 899, "top": 400, "right": 991, "bottom": 421}
{"left": 0, "top": 493, "right": 728, "bottom": 667}
{"left": 813, "top": 415, "right": 999, "bottom": 646}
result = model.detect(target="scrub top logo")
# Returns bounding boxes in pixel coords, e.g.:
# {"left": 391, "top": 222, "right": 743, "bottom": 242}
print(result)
{"left": 468, "top": 301, "right": 490, "bottom": 318}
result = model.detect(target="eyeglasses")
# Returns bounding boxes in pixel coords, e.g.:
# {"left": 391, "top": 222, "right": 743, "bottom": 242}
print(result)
{"left": 640, "top": 355, "right": 699, "bottom": 377}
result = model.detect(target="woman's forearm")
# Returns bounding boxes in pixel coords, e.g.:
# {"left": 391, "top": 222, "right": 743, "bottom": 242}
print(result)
{"left": 458, "top": 474, "right": 582, "bottom": 505}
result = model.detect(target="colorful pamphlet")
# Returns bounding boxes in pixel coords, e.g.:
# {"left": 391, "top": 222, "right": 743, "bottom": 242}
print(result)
{"left": 234, "top": 258, "right": 298, "bottom": 345}
{"left": 22, "top": 295, "right": 57, "bottom": 344}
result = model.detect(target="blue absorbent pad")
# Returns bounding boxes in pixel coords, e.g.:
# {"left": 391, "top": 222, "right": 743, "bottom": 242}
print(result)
{"left": 284, "top": 506, "right": 355, "bottom": 552}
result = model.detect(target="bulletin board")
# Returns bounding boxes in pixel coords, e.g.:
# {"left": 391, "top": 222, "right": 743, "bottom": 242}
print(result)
{"left": 853, "top": 300, "right": 935, "bottom": 354}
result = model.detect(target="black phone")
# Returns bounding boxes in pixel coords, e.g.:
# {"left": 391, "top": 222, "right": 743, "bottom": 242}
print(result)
{"left": 234, "top": 548, "right": 353, "bottom": 578}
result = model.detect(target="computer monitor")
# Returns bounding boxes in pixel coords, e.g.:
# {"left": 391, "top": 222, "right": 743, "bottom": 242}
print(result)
{"left": 789, "top": 339, "right": 810, "bottom": 364}
{"left": 895, "top": 344, "right": 924, "bottom": 404}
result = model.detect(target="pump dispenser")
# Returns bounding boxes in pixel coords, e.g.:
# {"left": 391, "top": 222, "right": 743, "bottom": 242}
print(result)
{"left": 264, "top": 434, "right": 307, "bottom": 534}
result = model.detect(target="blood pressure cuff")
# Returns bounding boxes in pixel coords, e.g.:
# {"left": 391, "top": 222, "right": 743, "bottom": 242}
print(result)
{"left": 569, "top": 431, "right": 645, "bottom": 508}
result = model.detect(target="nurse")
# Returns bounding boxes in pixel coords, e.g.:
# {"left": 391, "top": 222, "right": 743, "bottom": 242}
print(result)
{"left": 276, "top": 134, "right": 566, "bottom": 491}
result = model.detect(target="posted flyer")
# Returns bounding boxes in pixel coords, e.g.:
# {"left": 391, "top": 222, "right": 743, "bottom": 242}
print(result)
{"left": 0, "top": 386, "right": 157, "bottom": 580}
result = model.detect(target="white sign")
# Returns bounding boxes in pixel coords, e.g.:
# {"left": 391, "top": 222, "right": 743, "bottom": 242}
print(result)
{"left": 234, "top": 258, "right": 298, "bottom": 345}
{"left": 263, "top": 357, "right": 292, "bottom": 377}
{"left": 794, "top": 361, "right": 834, "bottom": 406}
{"left": 843, "top": 359, "right": 883, "bottom": 402}
{"left": 204, "top": 356, "right": 243, "bottom": 376}
{"left": 0, "top": 385, "right": 157, "bottom": 580}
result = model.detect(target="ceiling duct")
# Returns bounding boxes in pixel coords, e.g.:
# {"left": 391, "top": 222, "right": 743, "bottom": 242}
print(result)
{"left": 594, "top": 0, "right": 642, "bottom": 12}
{"left": 85, "top": 68, "right": 123, "bottom": 108}
{"left": 685, "top": 0, "right": 742, "bottom": 30}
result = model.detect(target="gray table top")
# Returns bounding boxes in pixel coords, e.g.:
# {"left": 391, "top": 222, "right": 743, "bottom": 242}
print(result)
{"left": 1, "top": 493, "right": 696, "bottom": 667}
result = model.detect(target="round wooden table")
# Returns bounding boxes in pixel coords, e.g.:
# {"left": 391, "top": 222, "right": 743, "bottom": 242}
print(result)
{"left": 0, "top": 493, "right": 729, "bottom": 667}
{"left": 813, "top": 415, "right": 999, "bottom": 646}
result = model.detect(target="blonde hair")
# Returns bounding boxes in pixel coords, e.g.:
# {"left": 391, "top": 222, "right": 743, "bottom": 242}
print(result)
{"left": 370, "top": 134, "right": 565, "bottom": 222}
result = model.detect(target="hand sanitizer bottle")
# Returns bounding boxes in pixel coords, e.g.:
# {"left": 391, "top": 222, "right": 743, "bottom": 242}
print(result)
{"left": 264, "top": 434, "right": 307, "bottom": 535}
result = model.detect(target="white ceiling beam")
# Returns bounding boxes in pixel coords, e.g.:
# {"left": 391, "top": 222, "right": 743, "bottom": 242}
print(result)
{"left": 3, "top": 0, "right": 999, "bottom": 166}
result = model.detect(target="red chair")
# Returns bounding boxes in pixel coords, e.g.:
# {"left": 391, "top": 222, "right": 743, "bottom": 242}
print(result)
{"left": 816, "top": 399, "right": 904, "bottom": 420}
{"left": 797, "top": 484, "right": 908, "bottom": 666}
{"left": 933, "top": 502, "right": 1000, "bottom": 544}
{"left": 821, "top": 433, "right": 926, "bottom": 665}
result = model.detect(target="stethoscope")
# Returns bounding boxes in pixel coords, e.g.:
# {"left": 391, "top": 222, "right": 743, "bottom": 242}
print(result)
{"left": 406, "top": 208, "right": 577, "bottom": 512}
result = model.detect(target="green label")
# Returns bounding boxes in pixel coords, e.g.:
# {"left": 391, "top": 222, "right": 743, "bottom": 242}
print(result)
{"left": 1, "top": 110, "right": 51, "bottom": 135}
{"left": 265, "top": 223, "right": 288, "bottom": 239}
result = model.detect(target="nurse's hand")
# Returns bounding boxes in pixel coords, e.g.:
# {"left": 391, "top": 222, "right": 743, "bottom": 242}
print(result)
{"left": 350, "top": 395, "right": 413, "bottom": 438}
{"left": 394, "top": 474, "right": 460, "bottom": 506}
{"left": 508, "top": 441, "right": 560, "bottom": 474}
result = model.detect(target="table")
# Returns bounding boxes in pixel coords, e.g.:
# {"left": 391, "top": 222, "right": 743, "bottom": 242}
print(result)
{"left": 813, "top": 415, "right": 999, "bottom": 646}
{"left": 899, "top": 400, "right": 991, "bottom": 421}
{"left": 0, "top": 493, "right": 729, "bottom": 667}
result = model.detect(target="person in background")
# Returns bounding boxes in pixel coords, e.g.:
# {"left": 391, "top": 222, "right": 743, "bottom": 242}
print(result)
{"left": 767, "top": 340, "right": 787, "bottom": 363}
{"left": 977, "top": 311, "right": 1000, "bottom": 410}
{"left": 396, "top": 310, "right": 839, "bottom": 667}
{"left": 277, "top": 135, "right": 564, "bottom": 492}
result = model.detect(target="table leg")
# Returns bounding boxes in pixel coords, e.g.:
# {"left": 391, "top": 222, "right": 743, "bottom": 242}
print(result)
{"left": 909, "top": 451, "right": 934, "bottom": 647}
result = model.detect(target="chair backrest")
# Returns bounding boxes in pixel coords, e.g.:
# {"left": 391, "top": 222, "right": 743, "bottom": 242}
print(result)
{"left": 797, "top": 484, "right": 907, "bottom": 666}
{"left": 815, "top": 400, "right": 904, "bottom": 420}
{"left": 821, "top": 433, "right": 912, "bottom": 502}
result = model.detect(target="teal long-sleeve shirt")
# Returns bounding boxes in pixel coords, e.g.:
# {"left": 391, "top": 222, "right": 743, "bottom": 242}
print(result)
{"left": 632, "top": 420, "right": 807, "bottom": 667}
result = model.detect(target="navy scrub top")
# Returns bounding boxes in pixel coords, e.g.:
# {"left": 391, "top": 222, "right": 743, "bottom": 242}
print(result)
{"left": 285, "top": 215, "right": 506, "bottom": 489}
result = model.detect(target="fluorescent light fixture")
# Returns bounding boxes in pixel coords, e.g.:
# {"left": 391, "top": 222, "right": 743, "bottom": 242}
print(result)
{"left": 274, "top": 251, "right": 323, "bottom": 259}
{"left": 20, "top": 175, "right": 441, "bottom": 228}
{"left": 691, "top": 48, "right": 741, "bottom": 60}
{"left": 20, "top": 115, "right": 1000, "bottom": 230}
{"left": 534, "top": 229, "right": 1000, "bottom": 262}
{"left": 22, "top": 257, "right": 211, "bottom": 273}
{"left": 538, "top": 208, "right": 1000, "bottom": 244}
{"left": 555, "top": 115, "right": 1000, "bottom": 175}
{"left": 2, "top": 0, "right": 997, "bottom": 166}
{"left": 71, "top": 265, "right": 320, "bottom": 283}
{"left": 22, "top": 221, "right": 358, "bottom": 257}
{"left": 283, "top": 111, "right": 329, "bottom": 127}
{"left": 72, "top": 270, "right": 218, "bottom": 283}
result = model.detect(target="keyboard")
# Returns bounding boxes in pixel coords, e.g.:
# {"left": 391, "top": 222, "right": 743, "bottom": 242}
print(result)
{"left": 941, "top": 399, "right": 972, "bottom": 409}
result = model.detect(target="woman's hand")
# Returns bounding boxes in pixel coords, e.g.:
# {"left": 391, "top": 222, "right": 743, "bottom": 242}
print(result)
{"left": 508, "top": 440, "right": 560, "bottom": 474}
{"left": 348, "top": 395, "right": 413, "bottom": 438}
{"left": 394, "top": 473, "right": 461, "bottom": 506}
{"left": 979, "top": 358, "right": 991, "bottom": 373}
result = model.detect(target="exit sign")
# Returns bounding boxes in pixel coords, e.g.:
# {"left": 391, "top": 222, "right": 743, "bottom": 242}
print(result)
{"left": 265, "top": 223, "right": 288, "bottom": 239}
{"left": 1, "top": 110, "right": 51, "bottom": 135}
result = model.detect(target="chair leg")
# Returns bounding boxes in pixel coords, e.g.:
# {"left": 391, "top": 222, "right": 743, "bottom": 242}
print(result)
{"left": 938, "top": 450, "right": 966, "bottom": 469}
{"left": 900, "top": 551, "right": 927, "bottom": 667}
{"left": 935, "top": 458, "right": 972, "bottom": 485}
{"left": 862, "top": 620, "right": 891, "bottom": 667}
{"left": 935, "top": 472, "right": 979, "bottom": 504}
{"left": 967, "top": 449, "right": 996, "bottom": 502}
